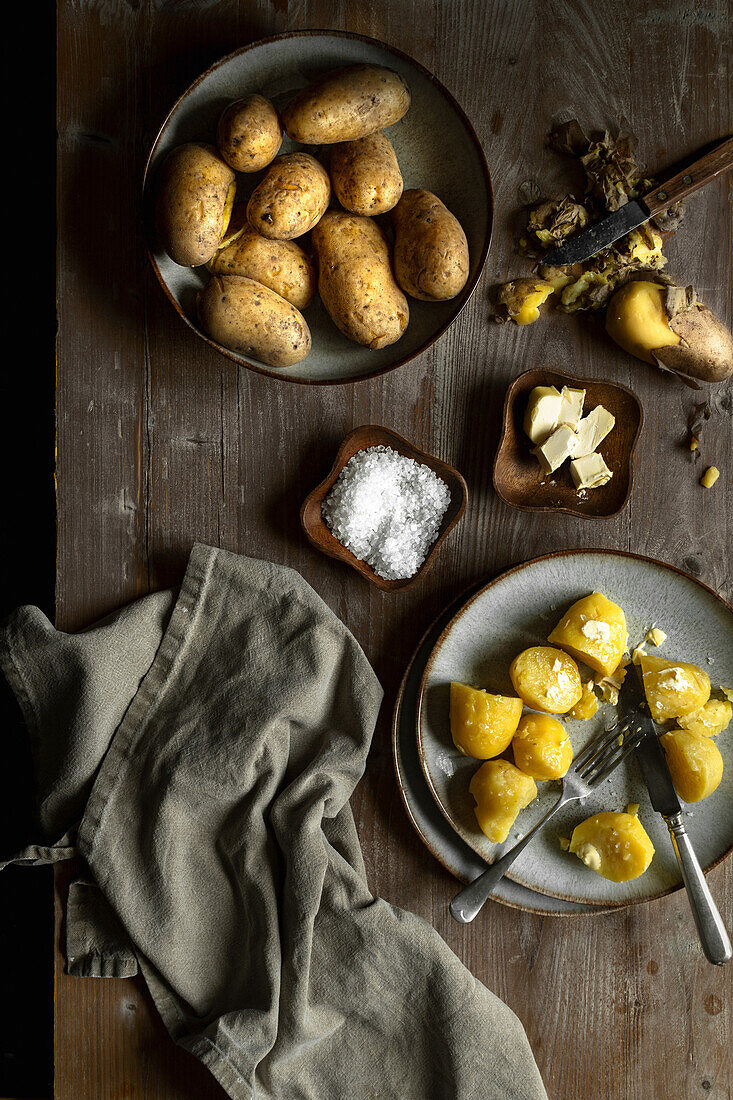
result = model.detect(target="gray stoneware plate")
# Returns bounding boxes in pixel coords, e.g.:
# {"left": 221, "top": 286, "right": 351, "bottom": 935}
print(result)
{"left": 143, "top": 31, "right": 493, "bottom": 385}
{"left": 393, "top": 582, "right": 614, "bottom": 916}
{"left": 417, "top": 551, "right": 733, "bottom": 907}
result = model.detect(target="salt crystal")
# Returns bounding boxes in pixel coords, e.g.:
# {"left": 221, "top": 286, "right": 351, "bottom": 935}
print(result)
{"left": 322, "top": 446, "right": 451, "bottom": 580}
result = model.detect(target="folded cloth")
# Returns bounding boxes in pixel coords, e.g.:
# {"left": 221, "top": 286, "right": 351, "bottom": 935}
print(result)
{"left": 1, "top": 543, "right": 546, "bottom": 1100}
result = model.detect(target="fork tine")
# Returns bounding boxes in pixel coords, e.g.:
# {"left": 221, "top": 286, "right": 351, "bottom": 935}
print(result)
{"left": 573, "top": 721, "right": 625, "bottom": 771}
{"left": 586, "top": 728, "right": 648, "bottom": 786}
{"left": 577, "top": 722, "right": 630, "bottom": 779}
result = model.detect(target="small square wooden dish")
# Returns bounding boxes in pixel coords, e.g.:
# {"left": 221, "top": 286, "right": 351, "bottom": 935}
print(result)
{"left": 300, "top": 425, "right": 468, "bottom": 591}
{"left": 493, "top": 368, "right": 643, "bottom": 519}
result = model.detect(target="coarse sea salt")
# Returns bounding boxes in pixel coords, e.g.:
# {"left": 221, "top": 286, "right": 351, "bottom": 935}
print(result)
{"left": 322, "top": 445, "right": 451, "bottom": 580}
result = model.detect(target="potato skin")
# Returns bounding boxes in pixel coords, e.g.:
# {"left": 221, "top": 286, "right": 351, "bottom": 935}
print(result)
{"left": 329, "top": 132, "right": 403, "bottom": 216}
{"left": 246, "top": 153, "right": 330, "bottom": 240}
{"left": 216, "top": 94, "right": 282, "bottom": 173}
{"left": 156, "top": 143, "right": 236, "bottom": 267}
{"left": 282, "top": 64, "right": 411, "bottom": 144}
{"left": 661, "top": 306, "right": 733, "bottom": 383}
{"left": 392, "top": 189, "right": 469, "bottom": 301}
{"left": 311, "top": 211, "right": 409, "bottom": 349}
{"left": 197, "top": 275, "right": 311, "bottom": 367}
{"left": 208, "top": 214, "right": 316, "bottom": 310}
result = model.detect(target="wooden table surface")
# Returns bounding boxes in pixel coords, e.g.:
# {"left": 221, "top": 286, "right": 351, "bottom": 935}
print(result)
{"left": 56, "top": 1, "right": 732, "bottom": 1097}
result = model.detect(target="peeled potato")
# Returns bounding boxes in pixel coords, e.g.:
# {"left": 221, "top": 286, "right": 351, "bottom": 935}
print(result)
{"left": 569, "top": 681, "right": 599, "bottom": 721}
{"left": 660, "top": 729, "right": 724, "bottom": 803}
{"left": 676, "top": 698, "right": 732, "bottom": 738}
{"left": 512, "top": 713, "right": 573, "bottom": 780}
{"left": 509, "top": 646, "right": 582, "bottom": 714}
{"left": 450, "top": 682, "right": 523, "bottom": 759}
{"left": 640, "top": 655, "right": 711, "bottom": 721}
{"left": 569, "top": 811, "right": 655, "bottom": 882}
{"left": 469, "top": 759, "right": 537, "bottom": 844}
{"left": 548, "top": 592, "right": 627, "bottom": 679}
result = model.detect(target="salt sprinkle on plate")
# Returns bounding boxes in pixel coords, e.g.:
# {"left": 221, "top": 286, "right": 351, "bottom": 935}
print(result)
{"left": 322, "top": 446, "right": 451, "bottom": 580}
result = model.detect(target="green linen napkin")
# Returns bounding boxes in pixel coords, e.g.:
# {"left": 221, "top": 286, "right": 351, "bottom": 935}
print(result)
{"left": 1, "top": 543, "right": 546, "bottom": 1100}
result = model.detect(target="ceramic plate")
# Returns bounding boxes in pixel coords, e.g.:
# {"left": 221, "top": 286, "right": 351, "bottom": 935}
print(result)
{"left": 417, "top": 551, "right": 733, "bottom": 907}
{"left": 393, "top": 583, "right": 614, "bottom": 915}
{"left": 143, "top": 31, "right": 492, "bottom": 385}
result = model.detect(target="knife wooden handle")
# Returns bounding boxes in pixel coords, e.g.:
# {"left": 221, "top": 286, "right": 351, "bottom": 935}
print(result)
{"left": 666, "top": 813, "right": 732, "bottom": 966}
{"left": 643, "top": 136, "right": 733, "bottom": 218}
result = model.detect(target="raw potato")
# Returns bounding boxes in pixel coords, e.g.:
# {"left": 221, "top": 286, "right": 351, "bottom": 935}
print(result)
{"left": 548, "top": 592, "right": 627, "bottom": 679}
{"left": 569, "top": 812, "right": 655, "bottom": 882}
{"left": 216, "top": 94, "right": 283, "bottom": 172}
{"left": 392, "top": 189, "right": 470, "bottom": 301}
{"left": 312, "top": 211, "right": 409, "bottom": 349}
{"left": 450, "top": 682, "right": 523, "bottom": 759}
{"left": 197, "top": 275, "right": 311, "bottom": 368}
{"left": 640, "top": 655, "right": 711, "bottom": 721}
{"left": 605, "top": 279, "right": 733, "bottom": 384}
{"left": 660, "top": 729, "right": 724, "bottom": 803}
{"left": 208, "top": 210, "right": 316, "bottom": 310}
{"left": 677, "top": 698, "right": 732, "bottom": 738}
{"left": 282, "top": 64, "right": 411, "bottom": 144}
{"left": 469, "top": 759, "right": 537, "bottom": 844}
{"left": 512, "top": 713, "right": 573, "bottom": 780}
{"left": 155, "top": 143, "right": 236, "bottom": 267}
{"left": 246, "top": 153, "right": 330, "bottom": 240}
{"left": 329, "top": 132, "right": 403, "bottom": 216}
{"left": 509, "top": 646, "right": 582, "bottom": 714}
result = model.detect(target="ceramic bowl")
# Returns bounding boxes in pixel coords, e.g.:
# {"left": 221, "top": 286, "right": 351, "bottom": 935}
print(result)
{"left": 416, "top": 549, "right": 733, "bottom": 907}
{"left": 300, "top": 425, "right": 467, "bottom": 591}
{"left": 493, "top": 368, "right": 643, "bottom": 518}
{"left": 143, "top": 31, "right": 493, "bottom": 385}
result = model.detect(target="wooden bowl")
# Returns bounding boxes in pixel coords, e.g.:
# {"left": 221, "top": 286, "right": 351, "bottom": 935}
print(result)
{"left": 493, "top": 368, "right": 643, "bottom": 519}
{"left": 301, "top": 425, "right": 468, "bottom": 591}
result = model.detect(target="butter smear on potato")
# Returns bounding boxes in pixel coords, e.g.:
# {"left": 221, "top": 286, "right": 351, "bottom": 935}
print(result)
{"left": 510, "top": 646, "right": 583, "bottom": 714}
{"left": 640, "top": 655, "right": 711, "bottom": 721}
{"left": 548, "top": 592, "right": 627, "bottom": 679}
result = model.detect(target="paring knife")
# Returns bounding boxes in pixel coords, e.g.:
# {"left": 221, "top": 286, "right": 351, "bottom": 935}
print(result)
{"left": 541, "top": 135, "right": 733, "bottom": 267}
{"left": 620, "top": 663, "right": 731, "bottom": 965}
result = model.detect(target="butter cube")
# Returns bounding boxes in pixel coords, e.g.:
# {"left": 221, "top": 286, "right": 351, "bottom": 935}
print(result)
{"left": 569, "top": 451, "right": 613, "bottom": 489}
{"left": 523, "top": 385, "right": 563, "bottom": 444}
{"left": 573, "top": 405, "right": 615, "bottom": 458}
{"left": 557, "top": 386, "right": 586, "bottom": 430}
{"left": 533, "top": 425, "right": 577, "bottom": 474}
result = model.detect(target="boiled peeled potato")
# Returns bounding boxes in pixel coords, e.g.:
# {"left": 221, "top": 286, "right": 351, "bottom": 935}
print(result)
{"left": 548, "top": 592, "right": 627, "bottom": 679}
{"left": 569, "top": 811, "right": 655, "bottom": 882}
{"left": 676, "top": 698, "right": 732, "bottom": 738}
{"left": 469, "top": 759, "right": 537, "bottom": 844}
{"left": 640, "top": 655, "right": 711, "bottom": 721}
{"left": 511, "top": 713, "right": 573, "bottom": 780}
{"left": 509, "top": 646, "right": 582, "bottom": 714}
{"left": 606, "top": 279, "right": 733, "bottom": 384}
{"left": 450, "top": 682, "right": 523, "bottom": 759}
{"left": 660, "top": 729, "right": 724, "bottom": 802}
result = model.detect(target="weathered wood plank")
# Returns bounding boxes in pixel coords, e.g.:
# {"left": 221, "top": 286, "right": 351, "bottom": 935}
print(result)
{"left": 55, "top": 1, "right": 732, "bottom": 1097}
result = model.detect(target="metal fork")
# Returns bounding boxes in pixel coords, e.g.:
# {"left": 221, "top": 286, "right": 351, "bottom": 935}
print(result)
{"left": 450, "top": 717, "right": 647, "bottom": 923}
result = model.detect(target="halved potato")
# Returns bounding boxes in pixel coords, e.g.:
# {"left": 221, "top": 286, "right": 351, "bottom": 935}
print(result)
{"left": 469, "top": 759, "right": 537, "bottom": 844}
{"left": 676, "top": 698, "right": 732, "bottom": 738}
{"left": 548, "top": 592, "right": 627, "bottom": 678}
{"left": 511, "top": 713, "right": 573, "bottom": 780}
{"left": 569, "top": 811, "right": 655, "bottom": 882}
{"left": 509, "top": 646, "right": 582, "bottom": 714}
{"left": 449, "top": 682, "right": 523, "bottom": 759}
{"left": 640, "top": 655, "right": 711, "bottom": 721}
{"left": 660, "top": 729, "right": 724, "bottom": 802}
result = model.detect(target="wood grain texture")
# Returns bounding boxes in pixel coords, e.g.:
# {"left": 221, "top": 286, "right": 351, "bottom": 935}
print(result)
{"left": 56, "top": 1, "right": 732, "bottom": 1097}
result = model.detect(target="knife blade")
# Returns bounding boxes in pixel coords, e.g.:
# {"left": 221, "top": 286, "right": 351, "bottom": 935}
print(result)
{"left": 619, "top": 661, "right": 681, "bottom": 816}
{"left": 541, "top": 201, "right": 649, "bottom": 267}
{"left": 540, "top": 134, "right": 733, "bottom": 267}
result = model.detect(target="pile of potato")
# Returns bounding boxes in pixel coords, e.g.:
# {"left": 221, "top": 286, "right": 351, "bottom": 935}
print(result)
{"left": 154, "top": 64, "right": 470, "bottom": 368}
{"left": 449, "top": 591, "right": 731, "bottom": 884}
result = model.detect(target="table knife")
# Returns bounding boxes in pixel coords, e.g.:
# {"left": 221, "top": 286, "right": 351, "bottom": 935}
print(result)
{"left": 619, "top": 663, "right": 731, "bottom": 965}
{"left": 541, "top": 135, "right": 733, "bottom": 267}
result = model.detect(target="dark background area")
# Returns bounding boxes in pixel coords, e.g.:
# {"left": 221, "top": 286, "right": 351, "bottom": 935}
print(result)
{"left": 0, "top": 9, "right": 55, "bottom": 1098}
